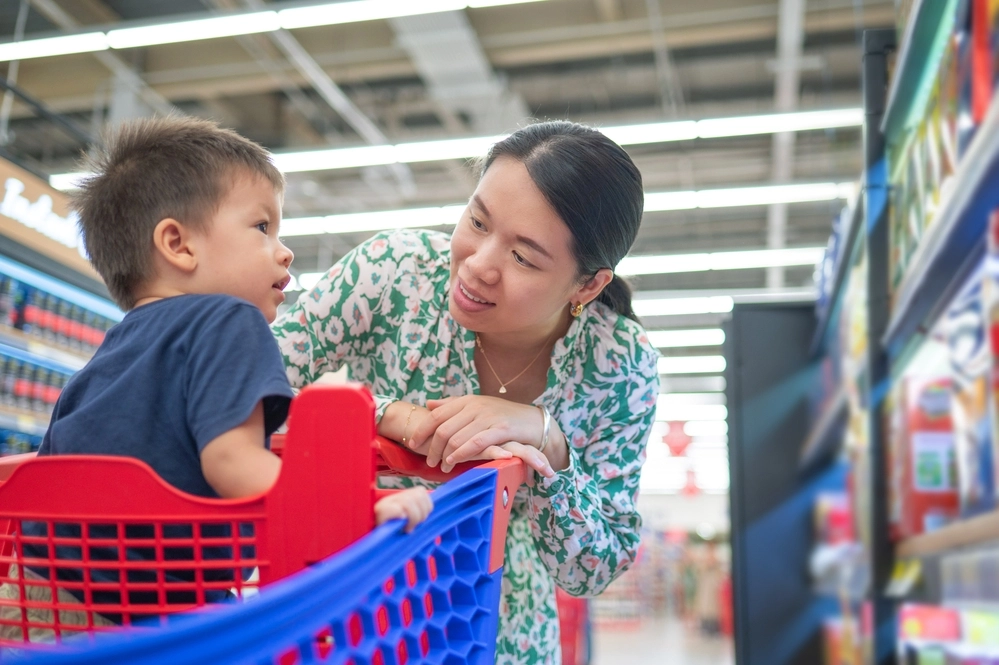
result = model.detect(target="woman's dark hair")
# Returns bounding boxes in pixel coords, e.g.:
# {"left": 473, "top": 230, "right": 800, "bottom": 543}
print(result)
{"left": 481, "top": 120, "right": 643, "bottom": 321}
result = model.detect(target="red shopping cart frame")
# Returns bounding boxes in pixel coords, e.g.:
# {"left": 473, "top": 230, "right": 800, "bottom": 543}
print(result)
{"left": 0, "top": 384, "right": 526, "bottom": 645}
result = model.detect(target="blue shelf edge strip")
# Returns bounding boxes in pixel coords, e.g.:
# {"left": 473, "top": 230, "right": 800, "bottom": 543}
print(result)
{"left": 0, "top": 254, "right": 121, "bottom": 321}
{"left": 0, "top": 340, "right": 77, "bottom": 374}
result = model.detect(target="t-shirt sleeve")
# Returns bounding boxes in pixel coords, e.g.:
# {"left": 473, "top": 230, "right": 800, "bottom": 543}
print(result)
{"left": 185, "top": 302, "right": 295, "bottom": 452}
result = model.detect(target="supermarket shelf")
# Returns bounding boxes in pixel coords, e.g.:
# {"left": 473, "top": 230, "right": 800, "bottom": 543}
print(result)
{"left": 882, "top": 88, "right": 999, "bottom": 356}
{"left": 811, "top": 199, "right": 863, "bottom": 357}
{"left": 880, "top": 0, "right": 957, "bottom": 141}
{"left": 897, "top": 510, "right": 999, "bottom": 560}
{"left": 0, "top": 325, "right": 88, "bottom": 371}
{"left": 0, "top": 405, "right": 47, "bottom": 437}
{"left": 0, "top": 254, "right": 122, "bottom": 321}
{"left": 799, "top": 388, "right": 849, "bottom": 471}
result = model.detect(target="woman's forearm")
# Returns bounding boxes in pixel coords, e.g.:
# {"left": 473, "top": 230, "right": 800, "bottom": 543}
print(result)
{"left": 378, "top": 400, "right": 431, "bottom": 445}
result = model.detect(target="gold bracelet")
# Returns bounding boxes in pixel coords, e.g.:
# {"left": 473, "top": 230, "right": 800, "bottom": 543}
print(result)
{"left": 401, "top": 404, "right": 418, "bottom": 444}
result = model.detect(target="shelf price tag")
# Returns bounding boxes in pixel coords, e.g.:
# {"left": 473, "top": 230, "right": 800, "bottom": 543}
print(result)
{"left": 885, "top": 559, "right": 922, "bottom": 597}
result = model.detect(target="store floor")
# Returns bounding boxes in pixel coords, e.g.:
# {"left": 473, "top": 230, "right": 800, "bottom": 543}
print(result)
{"left": 592, "top": 616, "right": 734, "bottom": 665}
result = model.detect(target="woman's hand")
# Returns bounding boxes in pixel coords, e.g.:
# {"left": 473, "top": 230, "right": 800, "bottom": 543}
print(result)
{"left": 407, "top": 396, "right": 564, "bottom": 477}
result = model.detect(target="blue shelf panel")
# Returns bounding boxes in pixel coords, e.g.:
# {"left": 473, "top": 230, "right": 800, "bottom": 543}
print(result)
{"left": 880, "top": 0, "right": 958, "bottom": 143}
{"left": 883, "top": 89, "right": 999, "bottom": 358}
{"left": 811, "top": 198, "right": 863, "bottom": 357}
{"left": 0, "top": 254, "right": 121, "bottom": 321}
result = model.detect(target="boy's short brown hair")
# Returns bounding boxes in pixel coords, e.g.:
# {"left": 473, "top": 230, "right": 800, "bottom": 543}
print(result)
{"left": 73, "top": 116, "right": 285, "bottom": 310}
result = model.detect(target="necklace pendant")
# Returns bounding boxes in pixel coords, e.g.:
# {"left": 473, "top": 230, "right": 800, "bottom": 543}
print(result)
{"left": 499, "top": 385, "right": 507, "bottom": 394}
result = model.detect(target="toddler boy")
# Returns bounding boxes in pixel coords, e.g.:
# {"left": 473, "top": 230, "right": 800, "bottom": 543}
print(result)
{"left": 0, "top": 117, "right": 430, "bottom": 641}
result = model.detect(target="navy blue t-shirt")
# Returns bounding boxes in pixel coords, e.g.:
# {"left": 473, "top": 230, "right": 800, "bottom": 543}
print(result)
{"left": 25, "top": 294, "right": 294, "bottom": 615}
{"left": 39, "top": 293, "right": 293, "bottom": 492}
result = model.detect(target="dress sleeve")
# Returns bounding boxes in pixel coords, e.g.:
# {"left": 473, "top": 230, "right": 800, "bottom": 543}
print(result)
{"left": 526, "top": 338, "right": 660, "bottom": 596}
{"left": 271, "top": 234, "right": 398, "bottom": 417}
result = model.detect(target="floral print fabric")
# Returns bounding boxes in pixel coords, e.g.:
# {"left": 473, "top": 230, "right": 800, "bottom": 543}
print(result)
{"left": 271, "top": 230, "right": 660, "bottom": 664}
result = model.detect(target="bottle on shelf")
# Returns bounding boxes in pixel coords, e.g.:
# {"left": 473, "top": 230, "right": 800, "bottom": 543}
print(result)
{"left": 19, "top": 288, "right": 42, "bottom": 338}
{"left": 40, "top": 293, "right": 57, "bottom": 344}
{"left": 13, "top": 361, "right": 32, "bottom": 411}
{"left": 0, "top": 277, "right": 18, "bottom": 329}
{"left": 0, "top": 355, "right": 13, "bottom": 407}
{"left": 55, "top": 298, "right": 73, "bottom": 348}
{"left": 68, "top": 304, "right": 84, "bottom": 351}
{"left": 30, "top": 366, "right": 49, "bottom": 413}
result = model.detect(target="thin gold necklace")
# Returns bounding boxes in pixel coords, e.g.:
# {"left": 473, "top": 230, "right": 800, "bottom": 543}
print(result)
{"left": 475, "top": 329, "right": 556, "bottom": 394}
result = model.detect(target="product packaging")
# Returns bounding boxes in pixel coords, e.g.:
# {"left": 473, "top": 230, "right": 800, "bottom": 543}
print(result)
{"left": 946, "top": 278, "right": 996, "bottom": 516}
{"left": 984, "top": 211, "right": 999, "bottom": 507}
{"left": 895, "top": 377, "right": 960, "bottom": 538}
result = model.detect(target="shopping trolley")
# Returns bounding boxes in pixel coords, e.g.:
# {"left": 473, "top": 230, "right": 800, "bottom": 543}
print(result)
{"left": 0, "top": 384, "right": 527, "bottom": 664}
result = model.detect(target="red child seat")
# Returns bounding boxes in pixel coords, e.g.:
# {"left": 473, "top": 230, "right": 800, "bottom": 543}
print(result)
{"left": 0, "top": 384, "right": 526, "bottom": 650}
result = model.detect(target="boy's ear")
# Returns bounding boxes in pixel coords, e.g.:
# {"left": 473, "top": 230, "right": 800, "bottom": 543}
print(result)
{"left": 152, "top": 218, "right": 197, "bottom": 273}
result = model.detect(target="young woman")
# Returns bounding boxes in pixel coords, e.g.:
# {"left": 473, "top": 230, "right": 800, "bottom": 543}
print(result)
{"left": 272, "top": 121, "right": 660, "bottom": 664}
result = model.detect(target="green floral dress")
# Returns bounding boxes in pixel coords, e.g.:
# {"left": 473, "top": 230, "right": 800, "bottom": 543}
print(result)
{"left": 271, "top": 230, "right": 660, "bottom": 664}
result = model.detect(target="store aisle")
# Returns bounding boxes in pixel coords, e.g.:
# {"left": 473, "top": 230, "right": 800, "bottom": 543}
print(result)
{"left": 592, "top": 617, "right": 734, "bottom": 665}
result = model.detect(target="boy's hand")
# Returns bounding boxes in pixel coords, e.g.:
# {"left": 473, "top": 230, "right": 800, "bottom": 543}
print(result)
{"left": 374, "top": 487, "right": 433, "bottom": 533}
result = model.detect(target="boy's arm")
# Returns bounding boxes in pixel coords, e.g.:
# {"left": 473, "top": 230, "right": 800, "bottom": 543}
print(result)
{"left": 200, "top": 401, "right": 281, "bottom": 498}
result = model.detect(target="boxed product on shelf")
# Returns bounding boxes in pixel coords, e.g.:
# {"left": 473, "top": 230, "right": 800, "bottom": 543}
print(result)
{"left": 946, "top": 279, "right": 996, "bottom": 516}
{"left": 898, "top": 604, "right": 962, "bottom": 664}
{"left": 941, "top": 547, "right": 999, "bottom": 607}
{"left": 887, "top": 376, "right": 961, "bottom": 539}
{"left": 816, "top": 492, "right": 854, "bottom": 545}
{"left": 986, "top": 210, "right": 999, "bottom": 506}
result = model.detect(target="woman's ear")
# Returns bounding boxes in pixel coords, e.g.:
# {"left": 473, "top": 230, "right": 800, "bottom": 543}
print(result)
{"left": 572, "top": 268, "right": 614, "bottom": 307}
{"left": 152, "top": 218, "right": 198, "bottom": 274}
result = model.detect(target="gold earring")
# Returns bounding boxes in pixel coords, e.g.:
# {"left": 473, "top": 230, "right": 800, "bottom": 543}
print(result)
{"left": 570, "top": 302, "right": 584, "bottom": 317}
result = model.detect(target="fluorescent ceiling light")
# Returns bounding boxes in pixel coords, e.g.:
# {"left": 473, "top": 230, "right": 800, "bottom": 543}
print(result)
{"left": 656, "top": 403, "right": 728, "bottom": 422}
{"left": 658, "top": 393, "right": 726, "bottom": 406}
{"left": 633, "top": 297, "right": 734, "bottom": 318}
{"left": 49, "top": 172, "right": 89, "bottom": 190}
{"left": 269, "top": 112, "right": 860, "bottom": 173}
{"left": 2, "top": 1, "right": 550, "bottom": 63}
{"left": 260, "top": 182, "right": 853, "bottom": 241}
{"left": 684, "top": 420, "right": 729, "bottom": 437}
{"left": 272, "top": 136, "right": 501, "bottom": 173}
{"left": 696, "top": 108, "right": 863, "bottom": 138}
{"left": 658, "top": 355, "right": 727, "bottom": 375}
{"left": 0, "top": 32, "right": 108, "bottom": 62}
{"left": 661, "top": 376, "right": 726, "bottom": 393}
{"left": 279, "top": 0, "right": 466, "bottom": 29}
{"left": 647, "top": 328, "right": 725, "bottom": 348}
{"left": 619, "top": 247, "right": 824, "bottom": 277}
{"left": 281, "top": 204, "right": 466, "bottom": 237}
{"left": 106, "top": 12, "right": 277, "bottom": 49}
{"left": 644, "top": 182, "right": 854, "bottom": 213}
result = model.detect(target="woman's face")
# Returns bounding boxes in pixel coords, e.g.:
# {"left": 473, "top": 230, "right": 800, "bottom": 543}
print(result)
{"left": 449, "top": 155, "right": 592, "bottom": 335}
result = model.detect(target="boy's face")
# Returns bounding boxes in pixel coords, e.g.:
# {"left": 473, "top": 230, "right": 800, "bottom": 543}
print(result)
{"left": 192, "top": 171, "right": 293, "bottom": 322}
